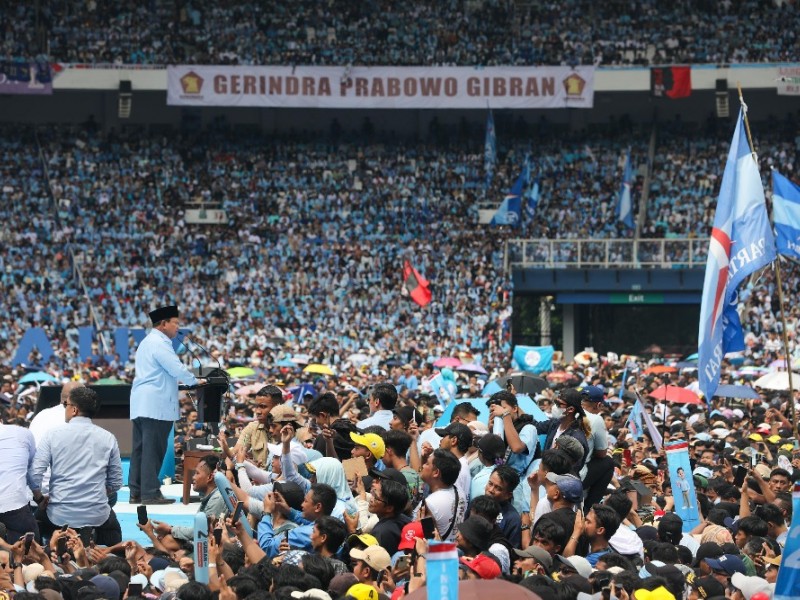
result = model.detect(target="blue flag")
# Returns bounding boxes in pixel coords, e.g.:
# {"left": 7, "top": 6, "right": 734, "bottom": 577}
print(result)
{"left": 484, "top": 110, "right": 496, "bottom": 187}
{"left": 698, "top": 108, "right": 776, "bottom": 401}
{"left": 775, "top": 483, "right": 800, "bottom": 600}
{"left": 491, "top": 167, "right": 526, "bottom": 226}
{"left": 512, "top": 345, "right": 554, "bottom": 373}
{"left": 773, "top": 170, "right": 800, "bottom": 260}
{"left": 617, "top": 153, "right": 635, "bottom": 228}
{"left": 626, "top": 400, "right": 644, "bottom": 440}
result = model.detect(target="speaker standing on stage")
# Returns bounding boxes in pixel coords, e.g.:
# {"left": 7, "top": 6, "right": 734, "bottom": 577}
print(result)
{"left": 129, "top": 305, "right": 206, "bottom": 505}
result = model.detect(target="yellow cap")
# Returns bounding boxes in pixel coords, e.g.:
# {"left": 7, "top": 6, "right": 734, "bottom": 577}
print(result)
{"left": 345, "top": 583, "right": 379, "bottom": 600}
{"left": 748, "top": 433, "right": 763, "bottom": 442}
{"left": 349, "top": 432, "right": 385, "bottom": 459}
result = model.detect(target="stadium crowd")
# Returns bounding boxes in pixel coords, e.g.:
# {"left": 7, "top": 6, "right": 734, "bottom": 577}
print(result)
{"left": 1, "top": 365, "right": 799, "bottom": 600}
{"left": 1, "top": 0, "right": 799, "bottom": 67}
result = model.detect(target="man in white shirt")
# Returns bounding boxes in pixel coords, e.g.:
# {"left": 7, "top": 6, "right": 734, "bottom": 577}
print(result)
{"left": 0, "top": 422, "right": 38, "bottom": 541}
{"left": 357, "top": 382, "right": 397, "bottom": 431}
{"left": 420, "top": 449, "right": 466, "bottom": 542}
{"left": 578, "top": 385, "right": 614, "bottom": 510}
{"left": 29, "top": 382, "right": 80, "bottom": 496}
{"left": 434, "top": 422, "right": 473, "bottom": 505}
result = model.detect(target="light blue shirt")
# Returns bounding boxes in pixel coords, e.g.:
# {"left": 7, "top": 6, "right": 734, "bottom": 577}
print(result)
{"left": 0, "top": 424, "right": 37, "bottom": 513}
{"left": 470, "top": 464, "right": 493, "bottom": 502}
{"left": 357, "top": 409, "right": 393, "bottom": 431}
{"left": 130, "top": 329, "right": 198, "bottom": 421}
{"left": 31, "top": 417, "right": 123, "bottom": 527}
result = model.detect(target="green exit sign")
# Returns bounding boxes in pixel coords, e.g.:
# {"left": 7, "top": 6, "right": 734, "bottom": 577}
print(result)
{"left": 610, "top": 293, "right": 665, "bottom": 304}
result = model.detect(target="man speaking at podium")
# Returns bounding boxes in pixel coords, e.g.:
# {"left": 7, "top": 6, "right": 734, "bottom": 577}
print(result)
{"left": 129, "top": 305, "right": 206, "bottom": 505}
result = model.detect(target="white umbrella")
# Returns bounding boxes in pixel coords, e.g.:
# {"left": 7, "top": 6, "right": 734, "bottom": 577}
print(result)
{"left": 753, "top": 371, "right": 800, "bottom": 391}
{"left": 347, "top": 353, "right": 370, "bottom": 366}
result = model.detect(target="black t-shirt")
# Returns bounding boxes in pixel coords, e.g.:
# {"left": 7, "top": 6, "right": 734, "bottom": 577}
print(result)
{"left": 534, "top": 507, "right": 576, "bottom": 550}
{"left": 371, "top": 513, "right": 413, "bottom": 556}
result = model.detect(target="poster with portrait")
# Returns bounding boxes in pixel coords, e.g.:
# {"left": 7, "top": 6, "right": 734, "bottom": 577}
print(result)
{"left": 665, "top": 441, "right": 701, "bottom": 532}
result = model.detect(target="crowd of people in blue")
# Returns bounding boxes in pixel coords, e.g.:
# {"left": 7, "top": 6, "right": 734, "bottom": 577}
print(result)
{"left": 1, "top": 0, "right": 799, "bottom": 67}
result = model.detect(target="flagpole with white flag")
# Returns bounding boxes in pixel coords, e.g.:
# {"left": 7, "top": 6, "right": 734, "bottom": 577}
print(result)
{"left": 697, "top": 89, "right": 777, "bottom": 405}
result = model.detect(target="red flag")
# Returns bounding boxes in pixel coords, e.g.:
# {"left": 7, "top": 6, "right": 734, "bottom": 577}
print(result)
{"left": 402, "top": 260, "right": 432, "bottom": 307}
{"left": 651, "top": 66, "right": 691, "bottom": 99}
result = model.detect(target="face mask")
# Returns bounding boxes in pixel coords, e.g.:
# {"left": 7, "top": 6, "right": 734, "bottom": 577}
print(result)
{"left": 551, "top": 405, "right": 564, "bottom": 419}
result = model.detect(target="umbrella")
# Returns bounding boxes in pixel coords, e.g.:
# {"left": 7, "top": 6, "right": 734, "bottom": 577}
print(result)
{"left": 456, "top": 363, "right": 488, "bottom": 376}
{"left": 433, "top": 357, "right": 461, "bottom": 368}
{"left": 304, "top": 364, "right": 334, "bottom": 376}
{"left": 275, "top": 358, "right": 296, "bottom": 368}
{"left": 227, "top": 367, "right": 256, "bottom": 379}
{"left": 641, "top": 344, "right": 664, "bottom": 355}
{"left": 290, "top": 354, "right": 312, "bottom": 365}
{"left": 347, "top": 352, "right": 371, "bottom": 366}
{"left": 235, "top": 382, "right": 263, "bottom": 397}
{"left": 644, "top": 365, "right": 677, "bottom": 375}
{"left": 754, "top": 371, "right": 800, "bottom": 391}
{"left": 573, "top": 350, "right": 598, "bottom": 365}
{"left": 769, "top": 359, "right": 789, "bottom": 371}
{"left": 288, "top": 383, "right": 317, "bottom": 403}
{"left": 714, "top": 384, "right": 760, "bottom": 400}
{"left": 685, "top": 352, "right": 699, "bottom": 361}
{"left": 384, "top": 359, "right": 403, "bottom": 367}
{"left": 18, "top": 372, "right": 57, "bottom": 384}
{"left": 647, "top": 384, "right": 702, "bottom": 405}
{"left": 546, "top": 371, "right": 574, "bottom": 382}
{"left": 496, "top": 373, "right": 548, "bottom": 395}
{"left": 435, "top": 396, "right": 549, "bottom": 428}
{"left": 406, "top": 578, "right": 542, "bottom": 600}
{"left": 94, "top": 377, "right": 124, "bottom": 385}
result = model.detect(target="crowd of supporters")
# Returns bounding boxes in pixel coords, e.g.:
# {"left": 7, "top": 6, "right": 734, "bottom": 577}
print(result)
{"left": 2, "top": 0, "right": 799, "bottom": 67}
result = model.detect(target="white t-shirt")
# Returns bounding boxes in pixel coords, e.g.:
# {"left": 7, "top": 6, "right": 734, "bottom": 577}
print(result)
{"left": 457, "top": 456, "right": 472, "bottom": 505}
{"left": 425, "top": 486, "right": 466, "bottom": 542}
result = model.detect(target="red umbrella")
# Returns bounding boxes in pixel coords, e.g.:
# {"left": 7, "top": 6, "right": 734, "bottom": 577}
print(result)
{"left": 647, "top": 384, "right": 702, "bottom": 404}
{"left": 644, "top": 365, "right": 677, "bottom": 375}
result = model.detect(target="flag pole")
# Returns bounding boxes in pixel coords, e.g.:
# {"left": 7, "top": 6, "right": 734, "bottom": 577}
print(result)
{"left": 737, "top": 84, "right": 798, "bottom": 437}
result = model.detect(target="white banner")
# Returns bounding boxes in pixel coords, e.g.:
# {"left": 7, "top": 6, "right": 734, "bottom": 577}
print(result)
{"left": 167, "top": 65, "right": 594, "bottom": 109}
{"left": 777, "top": 65, "right": 800, "bottom": 95}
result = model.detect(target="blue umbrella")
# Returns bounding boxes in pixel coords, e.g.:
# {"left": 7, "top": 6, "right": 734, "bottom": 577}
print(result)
{"left": 18, "top": 372, "right": 57, "bottom": 384}
{"left": 288, "top": 383, "right": 317, "bottom": 404}
{"left": 275, "top": 359, "right": 296, "bottom": 368}
{"left": 714, "top": 384, "right": 759, "bottom": 400}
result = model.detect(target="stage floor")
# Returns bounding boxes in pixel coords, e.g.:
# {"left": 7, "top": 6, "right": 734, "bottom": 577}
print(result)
{"left": 115, "top": 484, "right": 198, "bottom": 546}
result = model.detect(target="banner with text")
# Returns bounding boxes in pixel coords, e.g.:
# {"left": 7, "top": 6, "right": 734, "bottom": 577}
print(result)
{"left": 0, "top": 61, "right": 53, "bottom": 95}
{"left": 778, "top": 65, "right": 800, "bottom": 95}
{"left": 167, "top": 65, "right": 594, "bottom": 109}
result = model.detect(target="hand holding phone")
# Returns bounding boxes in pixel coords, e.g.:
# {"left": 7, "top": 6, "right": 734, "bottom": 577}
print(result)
{"left": 420, "top": 516, "right": 435, "bottom": 539}
{"left": 23, "top": 532, "right": 34, "bottom": 556}
{"left": 137, "top": 505, "right": 148, "bottom": 526}
{"left": 232, "top": 500, "right": 245, "bottom": 524}
{"left": 127, "top": 584, "right": 143, "bottom": 598}
{"left": 734, "top": 465, "right": 748, "bottom": 488}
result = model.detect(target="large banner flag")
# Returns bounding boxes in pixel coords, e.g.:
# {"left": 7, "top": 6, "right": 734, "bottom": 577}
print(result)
{"left": 168, "top": 65, "right": 595, "bottom": 109}
{"left": 512, "top": 345, "right": 554, "bottom": 373}
{"left": 617, "top": 153, "right": 635, "bottom": 228}
{"left": 665, "top": 442, "right": 701, "bottom": 532}
{"left": 773, "top": 170, "right": 800, "bottom": 260}
{"left": 402, "top": 259, "right": 432, "bottom": 307}
{"left": 525, "top": 177, "right": 540, "bottom": 220}
{"left": 775, "top": 483, "right": 800, "bottom": 600}
{"left": 484, "top": 109, "right": 496, "bottom": 187}
{"left": 491, "top": 167, "right": 526, "bottom": 226}
{"left": 651, "top": 66, "right": 692, "bottom": 99}
{"left": 698, "top": 108, "right": 776, "bottom": 401}
{"left": 0, "top": 60, "right": 53, "bottom": 95}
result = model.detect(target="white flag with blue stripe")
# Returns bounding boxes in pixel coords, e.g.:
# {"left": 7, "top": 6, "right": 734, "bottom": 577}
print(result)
{"left": 617, "top": 152, "right": 634, "bottom": 228}
{"left": 773, "top": 170, "right": 800, "bottom": 261}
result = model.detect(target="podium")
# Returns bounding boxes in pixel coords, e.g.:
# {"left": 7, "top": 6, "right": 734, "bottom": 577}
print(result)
{"left": 184, "top": 368, "right": 229, "bottom": 423}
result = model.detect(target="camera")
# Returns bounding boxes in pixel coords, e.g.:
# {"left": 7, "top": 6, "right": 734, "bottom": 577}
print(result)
{"left": 486, "top": 398, "right": 502, "bottom": 408}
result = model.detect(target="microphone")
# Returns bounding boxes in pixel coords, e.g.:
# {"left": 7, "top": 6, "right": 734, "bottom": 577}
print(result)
{"left": 184, "top": 334, "right": 225, "bottom": 378}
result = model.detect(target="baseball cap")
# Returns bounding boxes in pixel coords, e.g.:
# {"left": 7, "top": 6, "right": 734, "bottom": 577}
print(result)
{"left": 291, "top": 590, "right": 332, "bottom": 600}
{"left": 731, "top": 573, "right": 773, "bottom": 600}
{"left": 349, "top": 546, "right": 391, "bottom": 571}
{"left": 756, "top": 423, "right": 772, "bottom": 434}
{"left": 545, "top": 472, "right": 584, "bottom": 504}
{"left": 368, "top": 467, "right": 407, "bottom": 487}
{"left": 686, "top": 572, "right": 726, "bottom": 599}
{"left": 456, "top": 515, "right": 493, "bottom": 551}
{"left": 458, "top": 554, "right": 501, "bottom": 580}
{"left": 346, "top": 533, "right": 379, "bottom": 548}
{"left": 579, "top": 385, "right": 605, "bottom": 403}
{"left": 632, "top": 587, "right": 676, "bottom": 600}
{"left": 513, "top": 546, "right": 553, "bottom": 571}
{"left": 270, "top": 404, "right": 300, "bottom": 423}
{"left": 748, "top": 433, "right": 764, "bottom": 442}
{"left": 349, "top": 432, "right": 385, "bottom": 459}
{"left": 434, "top": 422, "right": 473, "bottom": 448}
{"left": 705, "top": 553, "right": 747, "bottom": 576}
{"left": 345, "top": 583, "right": 380, "bottom": 600}
{"left": 554, "top": 554, "right": 593, "bottom": 578}
{"left": 554, "top": 435, "right": 585, "bottom": 464}
{"left": 398, "top": 522, "right": 422, "bottom": 551}
{"left": 477, "top": 433, "right": 506, "bottom": 463}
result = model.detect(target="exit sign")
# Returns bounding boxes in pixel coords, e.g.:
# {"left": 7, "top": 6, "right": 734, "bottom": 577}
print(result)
{"left": 610, "top": 293, "right": 665, "bottom": 304}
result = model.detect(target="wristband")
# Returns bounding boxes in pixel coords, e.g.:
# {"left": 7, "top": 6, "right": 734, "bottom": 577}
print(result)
{"left": 235, "top": 463, "right": 245, "bottom": 470}
{"left": 501, "top": 411, "right": 512, "bottom": 418}
{"left": 208, "top": 563, "right": 217, "bottom": 568}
